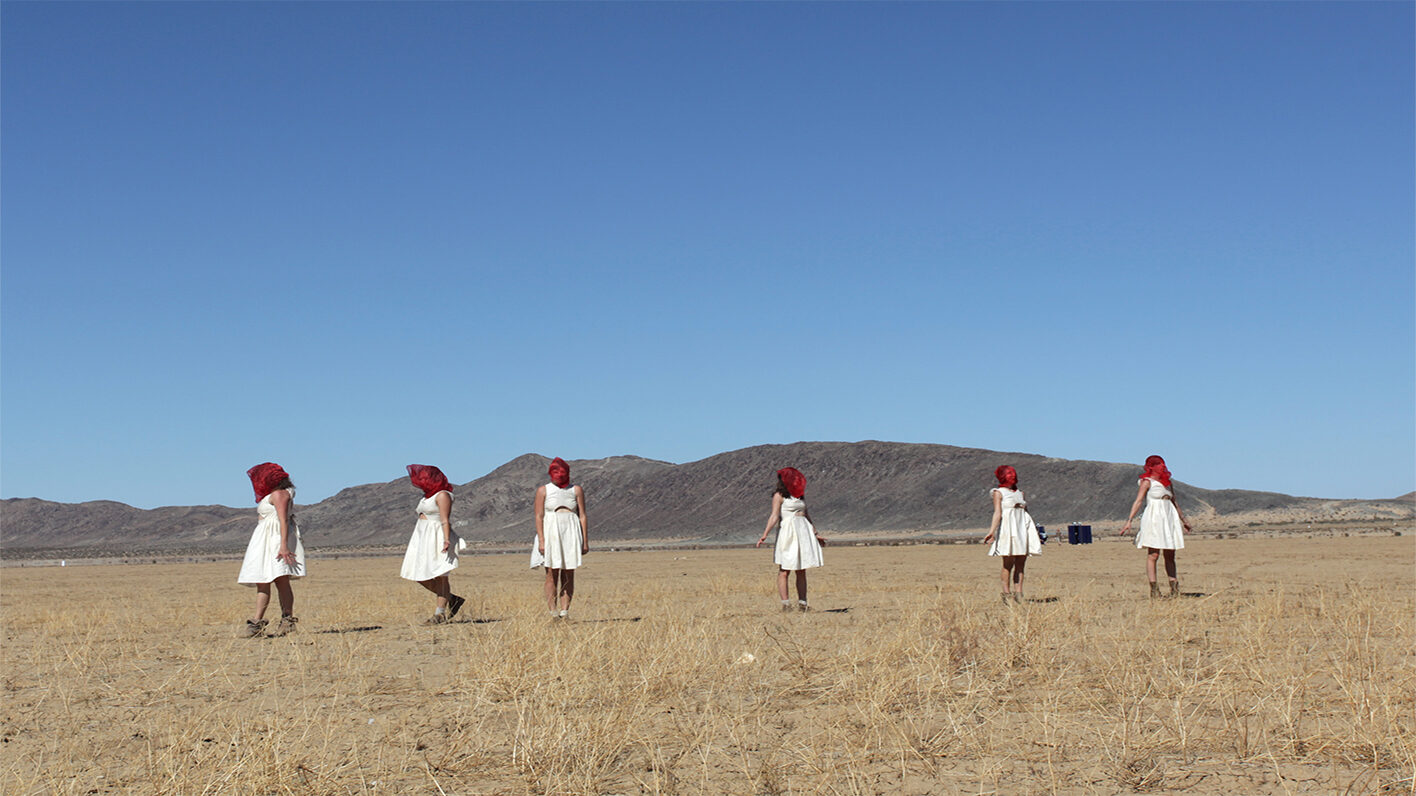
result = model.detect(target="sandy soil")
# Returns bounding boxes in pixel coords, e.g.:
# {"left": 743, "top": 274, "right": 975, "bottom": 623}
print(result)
{"left": 2, "top": 536, "right": 1412, "bottom": 794}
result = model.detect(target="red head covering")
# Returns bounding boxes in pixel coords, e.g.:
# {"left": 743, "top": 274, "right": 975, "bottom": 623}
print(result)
{"left": 995, "top": 465, "right": 1018, "bottom": 489}
{"left": 1141, "top": 455, "right": 1172, "bottom": 487}
{"left": 407, "top": 464, "right": 453, "bottom": 499}
{"left": 777, "top": 467, "right": 806, "bottom": 499}
{"left": 246, "top": 462, "right": 291, "bottom": 502}
{"left": 548, "top": 457, "right": 570, "bottom": 489}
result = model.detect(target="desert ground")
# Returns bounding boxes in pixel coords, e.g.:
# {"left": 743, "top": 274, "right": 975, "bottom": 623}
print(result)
{"left": 2, "top": 535, "right": 1412, "bottom": 795}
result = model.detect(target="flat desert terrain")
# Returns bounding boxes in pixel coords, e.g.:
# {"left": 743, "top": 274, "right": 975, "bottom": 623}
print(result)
{"left": 3, "top": 536, "right": 1412, "bottom": 795}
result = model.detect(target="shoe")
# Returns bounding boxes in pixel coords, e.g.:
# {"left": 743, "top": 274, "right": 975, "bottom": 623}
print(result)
{"left": 797, "top": 602, "right": 810, "bottom": 613}
{"left": 268, "top": 615, "right": 298, "bottom": 636}
{"left": 1012, "top": 592, "right": 1023, "bottom": 604}
{"left": 424, "top": 613, "right": 448, "bottom": 625}
{"left": 447, "top": 595, "right": 465, "bottom": 621}
{"left": 558, "top": 609, "right": 568, "bottom": 619}
{"left": 1168, "top": 579, "right": 1180, "bottom": 598}
{"left": 1001, "top": 593, "right": 1011, "bottom": 605}
{"left": 781, "top": 603, "right": 793, "bottom": 613}
{"left": 242, "top": 619, "right": 267, "bottom": 638}
{"left": 1149, "top": 582, "right": 1161, "bottom": 599}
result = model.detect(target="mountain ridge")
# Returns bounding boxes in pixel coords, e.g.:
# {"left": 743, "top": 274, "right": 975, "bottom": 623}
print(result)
{"left": 3, "top": 441, "right": 1410, "bottom": 553}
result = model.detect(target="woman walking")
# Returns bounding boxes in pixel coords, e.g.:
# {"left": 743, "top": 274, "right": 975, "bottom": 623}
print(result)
{"left": 1119, "top": 455, "right": 1192, "bottom": 597}
{"left": 401, "top": 464, "right": 465, "bottom": 624}
{"left": 238, "top": 462, "right": 305, "bottom": 638}
{"left": 533, "top": 457, "right": 588, "bottom": 619}
{"left": 981, "top": 465, "right": 1041, "bottom": 604}
{"left": 756, "top": 467, "right": 825, "bottom": 612}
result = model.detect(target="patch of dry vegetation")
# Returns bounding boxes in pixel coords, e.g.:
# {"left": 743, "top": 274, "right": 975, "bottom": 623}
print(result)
{"left": 2, "top": 537, "right": 1412, "bottom": 794}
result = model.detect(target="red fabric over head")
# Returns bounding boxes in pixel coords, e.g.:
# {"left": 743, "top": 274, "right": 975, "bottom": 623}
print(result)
{"left": 548, "top": 457, "right": 570, "bottom": 489}
{"left": 1141, "top": 455, "right": 1172, "bottom": 487}
{"left": 407, "top": 464, "right": 452, "bottom": 499}
{"left": 995, "top": 465, "right": 1018, "bottom": 489}
{"left": 247, "top": 462, "right": 291, "bottom": 502}
{"left": 777, "top": 467, "right": 806, "bottom": 499}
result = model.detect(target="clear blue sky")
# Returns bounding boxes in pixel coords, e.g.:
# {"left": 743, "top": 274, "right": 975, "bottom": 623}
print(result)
{"left": 3, "top": 2, "right": 1412, "bottom": 508}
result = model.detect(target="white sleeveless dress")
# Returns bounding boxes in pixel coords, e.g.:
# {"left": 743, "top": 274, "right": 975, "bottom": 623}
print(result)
{"left": 237, "top": 488, "right": 306, "bottom": 585}
{"left": 774, "top": 496, "right": 824, "bottom": 570}
{"left": 537, "top": 483, "right": 583, "bottom": 570}
{"left": 988, "top": 487, "right": 1041, "bottom": 557}
{"left": 400, "top": 491, "right": 463, "bottom": 581}
{"left": 1135, "top": 478, "right": 1185, "bottom": 549}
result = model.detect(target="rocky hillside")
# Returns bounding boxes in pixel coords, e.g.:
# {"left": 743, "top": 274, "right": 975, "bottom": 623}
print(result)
{"left": 3, "top": 441, "right": 1411, "bottom": 553}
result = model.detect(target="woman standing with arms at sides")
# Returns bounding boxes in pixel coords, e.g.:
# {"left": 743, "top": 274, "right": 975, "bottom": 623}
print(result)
{"left": 1119, "top": 455, "right": 1193, "bottom": 598}
{"left": 238, "top": 463, "right": 305, "bottom": 638}
{"left": 534, "top": 457, "right": 588, "bottom": 619}
{"left": 401, "top": 464, "right": 465, "bottom": 624}
{"left": 756, "top": 467, "right": 825, "bottom": 612}
{"left": 981, "top": 465, "right": 1041, "bottom": 604}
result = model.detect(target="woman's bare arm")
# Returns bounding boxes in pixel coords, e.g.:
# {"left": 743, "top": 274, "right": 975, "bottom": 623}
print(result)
{"left": 1119, "top": 480, "right": 1148, "bottom": 535}
{"left": 575, "top": 485, "right": 589, "bottom": 553}
{"left": 756, "top": 493, "right": 784, "bottom": 547}
{"left": 533, "top": 486, "right": 546, "bottom": 553}
{"left": 436, "top": 491, "right": 453, "bottom": 552}
{"left": 983, "top": 489, "right": 1003, "bottom": 544}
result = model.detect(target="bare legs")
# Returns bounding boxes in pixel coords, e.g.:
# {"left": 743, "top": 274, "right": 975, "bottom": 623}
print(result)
{"left": 777, "top": 568, "right": 809, "bottom": 608}
{"left": 1145, "top": 548, "right": 1179, "bottom": 596}
{"left": 251, "top": 576, "right": 294, "bottom": 622}
{"left": 1000, "top": 556, "right": 1027, "bottom": 601}
{"left": 544, "top": 568, "right": 575, "bottom": 614}
{"left": 417, "top": 576, "right": 450, "bottom": 611}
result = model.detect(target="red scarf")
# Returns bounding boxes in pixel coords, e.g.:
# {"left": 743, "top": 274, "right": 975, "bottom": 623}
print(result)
{"left": 995, "top": 465, "right": 1018, "bottom": 489}
{"left": 777, "top": 467, "right": 806, "bottom": 499}
{"left": 246, "top": 462, "right": 290, "bottom": 502}
{"left": 549, "top": 457, "right": 571, "bottom": 489}
{"left": 1141, "top": 455, "right": 1172, "bottom": 487}
{"left": 407, "top": 464, "right": 452, "bottom": 498}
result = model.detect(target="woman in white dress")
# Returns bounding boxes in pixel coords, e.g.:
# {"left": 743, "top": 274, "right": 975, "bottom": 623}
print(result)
{"left": 756, "top": 467, "right": 825, "bottom": 612}
{"left": 401, "top": 464, "right": 465, "bottom": 624}
{"left": 238, "top": 462, "right": 305, "bottom": 638}
{"left": 981, "top": 465, "right": 1041, "bottom": 604}
{"left": 1119, "top": 455, "right": 1192, "bottom": 598}
{"left": 533, "top": 457, "right": 588, "bottom": 619}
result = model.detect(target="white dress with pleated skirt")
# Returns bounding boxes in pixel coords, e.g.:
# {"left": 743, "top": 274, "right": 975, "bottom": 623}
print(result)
{"left": 1135, "top": 479, "right": 1185, "bottom": 550}
{"left": 537, "top": 483, "right": 583, "bottom": 570}
{"left": 400, "top": 491, "right": 463, "bottom": 581}
{"left": 237, "top": 488, "right": 306, "bottom": 585}
{"left": 988, "top": 487, "right": 1042, "bottom": 557}
{"left": 774, "top": 496, "right": 824, "bottom": 570}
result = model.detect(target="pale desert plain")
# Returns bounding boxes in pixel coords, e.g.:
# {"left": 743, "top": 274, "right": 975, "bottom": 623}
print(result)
{"left": 2, "top": 535, "right": 1412, "bottom": 795}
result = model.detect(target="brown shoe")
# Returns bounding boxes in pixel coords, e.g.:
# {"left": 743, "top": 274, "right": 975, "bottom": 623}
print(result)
{"left": 1149, "top": 582, "right": 1161, "bottom": 599}
{"left": 447, "top": 595, "right": 466, "bottom": 621}
{"left": 1168, "top": 579, "right": 1180, "bottom": 598}
{"left": 424, "top": 613, "right": 448, "bottom": 625}
{"left": 268, "top": 615, "right": 298, "bottom": 636}
{"left": 242, "top": 619, "right": 267, "bottom": 638}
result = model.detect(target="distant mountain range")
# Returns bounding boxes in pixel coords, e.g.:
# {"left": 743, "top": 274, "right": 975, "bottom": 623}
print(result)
{"left": 3, "top": 441, "right": 1411, "bottom": 555}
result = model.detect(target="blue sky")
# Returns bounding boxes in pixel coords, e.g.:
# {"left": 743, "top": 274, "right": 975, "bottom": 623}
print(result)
{"left": 3, "top": 2, "right": 1412, "bottom": 508}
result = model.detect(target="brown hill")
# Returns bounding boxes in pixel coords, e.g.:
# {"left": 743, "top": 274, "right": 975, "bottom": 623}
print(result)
{"left": 3, "top": 441, "right": 1411, "bottom": 554}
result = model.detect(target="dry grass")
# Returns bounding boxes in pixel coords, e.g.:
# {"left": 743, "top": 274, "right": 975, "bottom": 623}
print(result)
{"left": 2, "top": 536, "right": 1412, "bottom": 795}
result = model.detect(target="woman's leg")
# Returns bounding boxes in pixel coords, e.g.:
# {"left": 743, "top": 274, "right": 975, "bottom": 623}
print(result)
{"left": 544, "top": 568, "right": 558, "bottom": 612}
{"left": 252, "top": 583, "right": 272, "bottom": 621}
{"left": 777, "top": 569, "right": 791, "bottom": 602}
{"left": 1162, "top": 550, "right": 1178, "bottom": 594}
{"left": 273, "top": 576, "right": 294, "bottom": 616}
{"left": 794, "top": 570, "right": 808, "bottom": 605}
{"left": 560, "top": 571, "right": 575, "bottom": 610}
{"left": 1000, "top": 559, "right": 1013, "bottom": 595}
{"left": 1145, "top": 548, "right": 1162, "bottom": 597}
{"left": 419, "top": 577, "right": 450, "bottom": 610}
